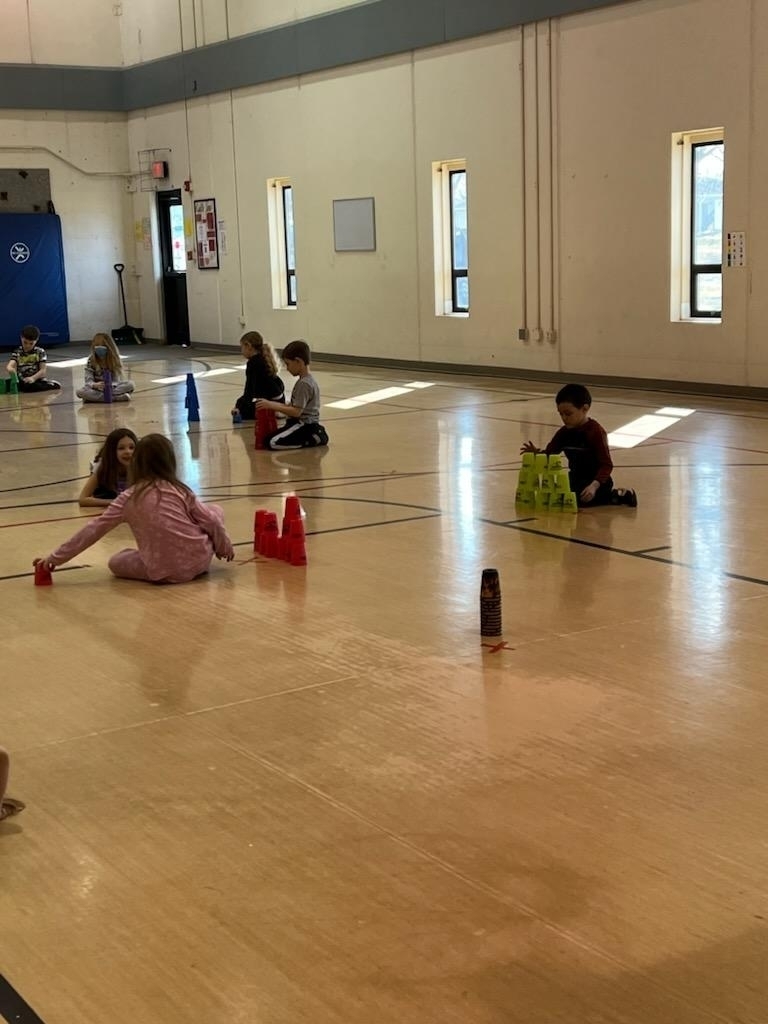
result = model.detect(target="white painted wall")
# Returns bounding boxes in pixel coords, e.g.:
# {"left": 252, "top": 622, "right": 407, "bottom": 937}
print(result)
{"left": 118, "top": 0, "right": 768, "bottom": 386}
{"left": 119, "top": 0, "right": 367, "bottom": 66}
{"left": 0, "top": 0, "right": 760, "bottom": 384}
{"left": 0, "top": 111, "right": 133, "bottom": 341}
{"left": 0, "top": 0, "right": 122, "bottom": 66}
{"left": 557, "top": 0, "right": 753, "bottom": 385}
{"left": 127, "top": 38, "right": 525, "bottom": 358}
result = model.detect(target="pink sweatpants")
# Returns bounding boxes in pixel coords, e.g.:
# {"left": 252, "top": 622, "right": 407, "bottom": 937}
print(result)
{"left": 107, "top": 548, "right": 216, "bottom": 583}
{"left": 108, "top": 549, "right": 155, "bottom": 581}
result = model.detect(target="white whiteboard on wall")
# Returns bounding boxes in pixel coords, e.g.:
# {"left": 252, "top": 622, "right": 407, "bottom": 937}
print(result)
{"left": 333, "top": 197, "right": 376, "bottom": 252}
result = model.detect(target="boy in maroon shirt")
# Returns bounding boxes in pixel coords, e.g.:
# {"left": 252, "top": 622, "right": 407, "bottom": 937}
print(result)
{"left": 521, "top": 383, "right": 637, "bottom": 507}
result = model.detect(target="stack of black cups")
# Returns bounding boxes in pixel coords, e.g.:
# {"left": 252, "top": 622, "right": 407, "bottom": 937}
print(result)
{"left": 480, "top": 568, "right": 502, "bottom": 637}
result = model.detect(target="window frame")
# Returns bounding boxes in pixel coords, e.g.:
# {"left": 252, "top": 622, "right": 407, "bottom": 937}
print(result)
{"left": 689, "top": 139, "right": 723, "bottom": 319}
{"left": 267, "top": 176, "right": 297, "bottom": 310}
{"left": 448, "top": 168, "right": 468, "bottom": 314}
{"left": 281, "top": 184, "right": 297, "bottom": 308}
{"left": 432, "top": 159, "right": 469, "bottom": 317}
{"left": 670, "top": 127, "right": 724, "bottom": 323}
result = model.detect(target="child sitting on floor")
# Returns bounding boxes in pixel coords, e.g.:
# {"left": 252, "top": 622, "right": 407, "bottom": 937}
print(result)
{"left": 76, "top": 333, "right": 135, "bottom": 403}
{"left": 79, "top": 427, "right": 138, "bottom": 507}
{"left": 254, "top": 339, "right": 329, "bottom": 449}
{"left": 35, "top": 433, "right": 235, "bottom": 583}
{"left": 5, "top": 325, "right": 61, "bottom": 391}
{"left": 231, "top": 331, "right": 284, "bottom": 421}
{"left": 521, "top": 383, "right": 637, "bottom": 507}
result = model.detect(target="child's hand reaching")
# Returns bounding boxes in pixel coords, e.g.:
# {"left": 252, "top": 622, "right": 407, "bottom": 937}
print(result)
{"left": 33, "top": 556, "right": 56, "bottom": 572}
{"left": 216, "top": 542, "right": 235, "bottom": 562}
{"left": 520, "top": 441, "right": 539, "bottom": 454}
{"left": 580, "top": 482, "right": 600, "bottom": 503}
{"left": 254, "top": 398, "right": 272, "bottom": 411}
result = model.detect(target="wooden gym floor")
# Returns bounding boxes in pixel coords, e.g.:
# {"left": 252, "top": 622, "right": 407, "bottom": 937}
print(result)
{"left": 2, "top": 345, "right": 768, "bottom": 1023}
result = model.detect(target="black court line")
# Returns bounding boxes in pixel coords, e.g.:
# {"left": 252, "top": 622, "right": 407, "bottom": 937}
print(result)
{"left": 483, "top": 517, "right": 768, "bottom": 589}
{"left": 233, "top": 512, "right": 441, "bottom": 546}
{"left": 207, "top": 491, "right": 442, "bottom": 515}
{"left": 0, "top": 975, "right": 46, "bottom": 1023}
{"left": 0, "top": 499, "right": 83, "bottom": 511}
{"left": 307, "top": 513, "right": 440, "bottom": 536}
{"left": 0, "top": 476, "right": 87, "bottom": 495}
{"left": 633, "top": 545, "right": 672, "bottom": 555}
{"left": 0, "top": 564, "right": 90, "bottom": 583}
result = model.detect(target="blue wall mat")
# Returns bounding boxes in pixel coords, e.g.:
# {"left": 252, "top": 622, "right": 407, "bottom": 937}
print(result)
{"left": 0, "top": 214, "right": 69, "bottom": 347}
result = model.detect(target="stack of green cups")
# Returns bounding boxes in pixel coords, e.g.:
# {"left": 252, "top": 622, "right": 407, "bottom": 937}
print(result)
{"left": 515, "top": 452, "right": 578, "bottom": 512}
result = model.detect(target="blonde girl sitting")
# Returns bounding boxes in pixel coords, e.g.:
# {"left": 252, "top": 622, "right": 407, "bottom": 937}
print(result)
{"left": 77, "top": 333, "right": 135, "bottom": 403}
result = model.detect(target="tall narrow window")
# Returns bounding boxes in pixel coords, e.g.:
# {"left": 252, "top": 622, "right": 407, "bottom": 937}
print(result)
{"left": 432, "top": 159, "right": 469, "bottom": 316}
{"left": 282, "top": 185, "right": 296, "bottom": 307}
{"left": 449, "top": 170, "right": 468, "bottom": 312}
{"left": 267, "top": 177, "right": 297, "bottom": 310}
{"left": 670, "top": 128, "right": 724, "bottom": 322}
{"left": 690, "top": 141, "right": 723, "bottom": 318}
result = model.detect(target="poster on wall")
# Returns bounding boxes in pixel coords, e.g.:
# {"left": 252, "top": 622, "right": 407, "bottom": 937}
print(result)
{"left": 194, "top": 198, "right": 220, "bottom": 270}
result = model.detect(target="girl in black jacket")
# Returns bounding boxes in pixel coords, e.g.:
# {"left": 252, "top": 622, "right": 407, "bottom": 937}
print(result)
{"left": 231, "top": 331, "right": 284, "bottom": 420}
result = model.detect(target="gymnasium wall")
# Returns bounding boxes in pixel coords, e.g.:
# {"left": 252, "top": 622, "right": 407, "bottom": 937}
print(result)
{"left": 2, "top": 0, "right": 766, "bottom": 386}
{"left": 119, "top": 0, "right": 366, "bottom": 66}
{"left": 126, "top": 0, "right": 768, "bottom": 386}
{"left": 0, "top": 112, "right": 133, "bottom": 342}
{"left": 0, "top": 0, "right": 122, "bottom": 66}
{"left": 0, "top": 2, "right": 129, "bottom": 342}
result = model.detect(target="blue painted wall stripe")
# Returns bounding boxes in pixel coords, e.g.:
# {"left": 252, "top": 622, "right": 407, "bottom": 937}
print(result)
{"left": 0, "top": 0, "right": 631, "bottom": 113}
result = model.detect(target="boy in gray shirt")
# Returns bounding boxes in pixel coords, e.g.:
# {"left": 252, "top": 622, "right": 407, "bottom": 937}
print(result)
{"left": 255, "top": 339, "right": 329, "bottom": 449}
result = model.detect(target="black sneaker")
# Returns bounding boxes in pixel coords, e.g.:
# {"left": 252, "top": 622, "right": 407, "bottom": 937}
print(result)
{"left": 611, "top": 488, "right": 637, "bottom": 508}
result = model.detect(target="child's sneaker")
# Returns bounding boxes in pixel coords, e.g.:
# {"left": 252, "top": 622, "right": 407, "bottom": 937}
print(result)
{"left": 611, "top": 487, "right": 637, "bottom": 507}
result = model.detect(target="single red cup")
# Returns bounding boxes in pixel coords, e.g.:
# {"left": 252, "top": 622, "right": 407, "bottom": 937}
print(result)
{"left": 34, "top": 562, "right": 53, "bottom": 586}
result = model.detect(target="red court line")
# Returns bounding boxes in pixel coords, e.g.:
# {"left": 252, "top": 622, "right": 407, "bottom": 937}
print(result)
{"left": 0, "top": 513, "right": 97, "bottom": 530}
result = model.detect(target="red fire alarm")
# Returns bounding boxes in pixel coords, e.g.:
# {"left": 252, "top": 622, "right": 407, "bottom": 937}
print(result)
{"left": 151, "top": 160, "right": 168, "bottom": 179}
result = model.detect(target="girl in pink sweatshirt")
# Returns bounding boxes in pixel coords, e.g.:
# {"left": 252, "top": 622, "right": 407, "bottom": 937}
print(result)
{"left": 34, "top": 433, "right": 235, "bottom": 583}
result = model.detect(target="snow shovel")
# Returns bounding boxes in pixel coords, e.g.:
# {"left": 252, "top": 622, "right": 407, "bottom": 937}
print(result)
{"left": 111, "top": 263, "right": 144, "bottom": 345}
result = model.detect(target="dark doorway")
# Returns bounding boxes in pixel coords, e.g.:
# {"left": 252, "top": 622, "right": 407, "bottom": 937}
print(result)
{"left": 157, "top": 189, "right": 190, "bottom": 346}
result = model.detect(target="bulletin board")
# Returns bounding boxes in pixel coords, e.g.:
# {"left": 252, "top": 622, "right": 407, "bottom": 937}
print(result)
{"left": 194, "top": 198, "right": 220, "bottom": 270}
{"left": 333, "top": 197, "right": 376, "bottom": 252}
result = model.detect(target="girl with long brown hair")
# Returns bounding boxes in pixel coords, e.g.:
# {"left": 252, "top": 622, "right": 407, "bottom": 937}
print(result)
{"left": 78, "top": 427, "right": 138, "bottom": 507}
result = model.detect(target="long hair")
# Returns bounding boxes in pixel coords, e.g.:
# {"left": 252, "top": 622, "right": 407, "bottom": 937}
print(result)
{"left": 95, "top": 428, "right": 138, "bottom": 494}
{"left": 241, "top": 330, "right": 279, "bottom": 376}
{"left": 90, "top": 332, "right": 124, "bottom": 377}
{"left": 128, "top": 433, "right": 193, "bottom": 503}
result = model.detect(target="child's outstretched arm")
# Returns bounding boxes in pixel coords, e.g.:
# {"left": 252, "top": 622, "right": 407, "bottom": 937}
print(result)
{"left": 34, "top": 492, "right": 129, "bottom": 569}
